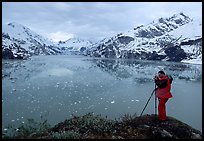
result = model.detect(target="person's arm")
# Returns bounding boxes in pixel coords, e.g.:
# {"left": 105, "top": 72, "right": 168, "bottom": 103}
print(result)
{"left": 155, "top": 77, "right": 167, "bottom": 88}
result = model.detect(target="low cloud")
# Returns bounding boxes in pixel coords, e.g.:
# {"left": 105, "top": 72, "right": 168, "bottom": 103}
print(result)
{"left": 48, "top": 31, "right": 75, "bottom": 42}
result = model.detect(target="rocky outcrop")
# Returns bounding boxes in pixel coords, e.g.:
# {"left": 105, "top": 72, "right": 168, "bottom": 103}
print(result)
{"left": 3, "top": 113, "right": 201, "bottom": 139}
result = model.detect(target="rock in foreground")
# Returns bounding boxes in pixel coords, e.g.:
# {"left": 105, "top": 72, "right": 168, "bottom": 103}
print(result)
{"left": 2, "top": 113, "right": 202, "bottom": 139}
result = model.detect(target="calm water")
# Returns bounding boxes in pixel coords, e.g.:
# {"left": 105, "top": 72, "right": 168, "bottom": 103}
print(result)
{"left": 2, "top": 55, "right": 202, "bottom": 132}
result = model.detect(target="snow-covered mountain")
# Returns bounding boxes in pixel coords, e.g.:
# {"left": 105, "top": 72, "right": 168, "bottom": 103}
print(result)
{"left": 2, "top": 22, "right": 61, "bottom": 59}
{"left": 2, "top": 13, "right": 202, "bottom": 64}
{"left": 85, "top": 12, "right": 202, "bottom": 64}
{"left": 58, "top": 38, "right": 93, "bottom": 55}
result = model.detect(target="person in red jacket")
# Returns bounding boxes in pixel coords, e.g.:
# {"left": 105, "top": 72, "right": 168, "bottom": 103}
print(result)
{"left": 154, "top": 70, "right": 172, "bottom": 121}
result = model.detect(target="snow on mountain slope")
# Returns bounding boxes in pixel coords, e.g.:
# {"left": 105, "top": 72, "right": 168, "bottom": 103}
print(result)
{"left": 169, "top": 18, "right": 202, "bottom": 40}
{"left": 124, "top": 14, "right": 201, "bottom": 53}
{"left": 58, "top": 38, "right": 93, "bottom": 54}
{"left": 85, "top": 13, "right": 202, "bottom": 64}
{"left": 2, "top": 22, "right": 61, "bottom": 59}
{"left": 2, "top": 13, "right": 201, "bottom": 64}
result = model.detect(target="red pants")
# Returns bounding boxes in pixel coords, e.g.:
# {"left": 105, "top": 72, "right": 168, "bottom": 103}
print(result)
{"left": 158, "top": 98, "right": 168, "bottom": 121}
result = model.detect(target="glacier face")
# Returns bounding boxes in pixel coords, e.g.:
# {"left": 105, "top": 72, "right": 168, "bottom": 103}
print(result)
{"left": 57, "top": 38, "right": 93, "bottom": 55}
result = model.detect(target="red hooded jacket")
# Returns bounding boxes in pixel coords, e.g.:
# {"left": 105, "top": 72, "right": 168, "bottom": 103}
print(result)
{"left": 155, "top": 75, "right": 173, "bottom": 99}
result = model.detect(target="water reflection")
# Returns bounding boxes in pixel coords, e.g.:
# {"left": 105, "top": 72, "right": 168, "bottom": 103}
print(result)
{"left": 89, "top": 58, "right": 202, "bottom": 82}
{"left": 2, "top": 58, "right": 45, "bottom": 81}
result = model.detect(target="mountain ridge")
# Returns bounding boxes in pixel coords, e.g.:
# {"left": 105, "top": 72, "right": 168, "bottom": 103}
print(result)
{"left": 85, "top": 12, "right": 202, "bottom": 64}
{"left": 2, "top": 22, "right": 62, "bottom": 59}
{"left": 2, "top": 12, "right": 202, "bottom": 64}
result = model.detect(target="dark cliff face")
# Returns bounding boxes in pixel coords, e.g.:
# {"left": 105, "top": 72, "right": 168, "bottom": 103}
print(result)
{"left": 118, "top": 36, "right": 134, "bottom": 45}
{"left": 164, "top": 45, "right": 187, "bottom": 62}
{"left": 2, "top": 48, "right": 15, "bottom": 59}
{"left": 180, "top": 38, "right": 202, "bottom": 46}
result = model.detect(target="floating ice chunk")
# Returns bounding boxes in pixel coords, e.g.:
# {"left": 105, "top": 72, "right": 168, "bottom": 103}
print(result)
{"left": 88, "top": 105, "right": 94, "bottom": 109}
{"left": 135, "top": 100, "right": 140, "bottom": 102}
{"left": 74, "top": 102, "right": 77, "bottom": 104}
{"left": 131, "top": 100, "right": 134, "bottom": 102}
{"left": 55, "top": 83, "right": 60, "bottom": 88}
{"left": 4, "top": 128, "right": 8, "bottom": 131}
{"left": 111, "top": 101, "right": 115, "bottom": 104}
{"left": 11, "top": 120, "right": 15, "bottom": 122}
{"left": 105, "top": 108, "right": 108, "bottom": 110}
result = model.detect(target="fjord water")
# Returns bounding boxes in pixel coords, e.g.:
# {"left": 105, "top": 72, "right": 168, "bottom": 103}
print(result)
{"left": 2, "top": 55, "right": 202, "bottom": 132}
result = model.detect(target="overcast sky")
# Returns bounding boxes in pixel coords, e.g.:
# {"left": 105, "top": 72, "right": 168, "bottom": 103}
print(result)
{"left": 2, "top": 2, "right": 202, "bottom": 42}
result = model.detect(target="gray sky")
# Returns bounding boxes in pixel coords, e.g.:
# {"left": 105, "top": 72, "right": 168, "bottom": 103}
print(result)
{"left": 2, "top": 2, "right": 202, "bottom": 42}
